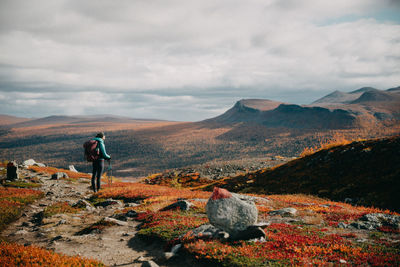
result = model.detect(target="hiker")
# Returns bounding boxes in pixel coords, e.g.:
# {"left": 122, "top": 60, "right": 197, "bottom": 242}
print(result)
{"left": 91, "top": 132, "right": 111, "bottom": 192}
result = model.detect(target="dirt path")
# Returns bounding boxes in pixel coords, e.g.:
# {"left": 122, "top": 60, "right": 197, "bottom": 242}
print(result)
{"left": 1, "top": 168, "right": 202, "bottom": 267}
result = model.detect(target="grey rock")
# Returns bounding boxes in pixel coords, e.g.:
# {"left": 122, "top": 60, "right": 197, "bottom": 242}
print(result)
{"left": 73, "top": 199, "right": 95, "bottom": 211}
{"left": 206, "top": 187, "right": 258, "bottom": 236}
{"left": 171, "top": 243, "right": 182, "bottom": 254}
{"left": 160, "top": 200, "right": 192, "bottom": 211}
{"left": 68, "top": 165, "right": 78, "bottom": 172}
{"left": 56, "top": 219, "right": 67, "bottom": 226}
{"left": 338, "top": 222, "right": 348, "bottom": 229}
{"left": 141, "top": 261, "right": 159, "bottom": 267}
{"left": 269, "top": 207, "right": 297, "bottom": 216}
{"left": 15, "top": 229, "right": 29, "bottom": 235}
{"left": 23, "top": 159, "right": 36, "bottom": 166}
{"left": 95, "top": 199, "right": 124, "bottom": 208}
{"left": 51, "top": 172, "right": 69, "bottom": 180}
{"left": 104, "top": 217, "right": 128, "bottom": 226}
{"left": 230, "top": 226, "right": 266, "bottom": 241}
{"left": 351, "top": 213, "right": 400, "bottom": 230}
{"left": 33, "top": 163, "right": 46, "bottom": 167}
{"left": 164, "top": 252, "right": 175, "bottom": 260}
{"left": 124, "top": 202, "right": 140, "bottom": 207}
{"left": 188, "top": 224, "right": 229, "bottom": 240}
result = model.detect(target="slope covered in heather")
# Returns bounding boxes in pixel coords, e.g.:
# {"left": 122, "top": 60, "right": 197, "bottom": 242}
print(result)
{"left": 204, "top": 135, "right": 400, "bottom": 212}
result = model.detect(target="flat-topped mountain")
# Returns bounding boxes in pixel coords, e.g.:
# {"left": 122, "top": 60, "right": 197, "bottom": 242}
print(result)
{"left": 207, "top": 86, "right": 400, "bottom": 130}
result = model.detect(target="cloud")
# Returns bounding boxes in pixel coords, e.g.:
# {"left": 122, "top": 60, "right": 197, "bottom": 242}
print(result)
{"left": 0, "top": 0, "right": 399, "bottom": 120}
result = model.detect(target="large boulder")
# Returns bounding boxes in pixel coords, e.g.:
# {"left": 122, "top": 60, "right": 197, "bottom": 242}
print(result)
{"left": 206, "top": 187, "right": 258, "bottom": 237}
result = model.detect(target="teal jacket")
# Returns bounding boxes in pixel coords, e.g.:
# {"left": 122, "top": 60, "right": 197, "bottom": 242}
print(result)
{"left": 93, "top": 137, "right": 111, "bottom": 160}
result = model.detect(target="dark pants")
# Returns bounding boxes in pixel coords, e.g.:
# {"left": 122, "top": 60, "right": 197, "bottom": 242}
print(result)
{"left": 92, "top": 159, "right": 104, "bottom": 192}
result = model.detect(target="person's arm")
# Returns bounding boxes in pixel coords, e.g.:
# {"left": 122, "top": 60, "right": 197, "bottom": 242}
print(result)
{"left": 99, "top": 141, "right": 111, "bottom": 159}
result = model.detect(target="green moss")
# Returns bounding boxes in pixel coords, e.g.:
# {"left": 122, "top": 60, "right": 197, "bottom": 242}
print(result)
{"left": 43, "top": 202, "right": 81, "bottom": 218}
{"left": 5, "top": 181, "right": 42, "bottom": 188}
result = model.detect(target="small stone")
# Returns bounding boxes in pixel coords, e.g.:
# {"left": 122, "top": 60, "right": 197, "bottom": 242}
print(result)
{"left": 269, "top": 207, "right": 297, "bottom": 217}
{"left": 339, "top": 259, "right": 347, "bottom": 264}
{"left": 51, "top": 172, "right": 69, "bottom": 180}
{"left": 33, "top": 163, "right": 46, "bottom": 167}
{"left": 15, "top": 230, "right": 29, "bottom": 235}
{"left": 171, "top": 244, "right": 182, "bottom": 254}
{"left": 95, "top": 199, "right": 124, "bottom": 208}
{"left": 141, "top": 260, "right": 159, "bottom": 267}
{"left": 136, "top": 256, "right": 147, "bottom": 262}
{"left": 56, "top": 219, "right": 67, "bottom": 225}
{"left": 103, "top": 217, "right": 128, "bottom": 226}
{"left": 338, "top": 222, "right": 348, "bottom": 229}
{"left": 23, "top": 159, "right": 36, "bottom": 167}
{"left": 160, "top": 200, "right": 192, "bottom": 211}
{"left": 69, "top": 165, "right": 78, "bottom": 172}
{"left": 164, "top": 252, "right": 174, "bottom": 260}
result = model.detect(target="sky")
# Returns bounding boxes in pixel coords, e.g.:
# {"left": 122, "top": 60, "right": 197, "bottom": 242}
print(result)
{"left": 0, "top": 0, "right": 399, "bottom": 121}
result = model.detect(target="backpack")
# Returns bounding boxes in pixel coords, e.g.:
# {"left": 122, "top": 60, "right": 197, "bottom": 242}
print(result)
{"left": 83, "top": 140, "right": 100, "bottom": 162}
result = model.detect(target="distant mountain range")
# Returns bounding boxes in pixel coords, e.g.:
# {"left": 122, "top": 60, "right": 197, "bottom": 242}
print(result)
{"left": 207, "top": 86, "right": 400, "bottom": 130}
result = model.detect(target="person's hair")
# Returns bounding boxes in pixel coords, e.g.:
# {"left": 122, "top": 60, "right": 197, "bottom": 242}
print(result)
{"left": 95, "top": 132, "right": 105, "bottom": 138}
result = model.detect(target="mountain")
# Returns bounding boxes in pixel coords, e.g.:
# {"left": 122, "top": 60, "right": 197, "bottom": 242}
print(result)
{"left": 209, "top": 86, "right": 400, "bottom": 131}
{"left": 208, "top": 99, "right": 357, "bottom": 129}
{"left": 1, "top": 85, "right": 399, "bottom": 178}
{"left": 202, "top": 135, "right": 400, "bottom": 212}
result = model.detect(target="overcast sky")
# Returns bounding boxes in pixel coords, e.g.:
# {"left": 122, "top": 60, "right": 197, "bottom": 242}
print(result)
{"left": 0, "top": 0, "right": 399, "bottom": 121}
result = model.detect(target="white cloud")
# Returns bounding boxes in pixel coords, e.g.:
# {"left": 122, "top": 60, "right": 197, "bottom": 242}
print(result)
{"left": 0, "top": 0, "right": 399, "bottom": 120}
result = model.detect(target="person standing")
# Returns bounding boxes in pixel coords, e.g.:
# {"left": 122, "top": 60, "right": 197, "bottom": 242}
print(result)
{"left": 91, "top": 132, "right": 111, "bottom": 192}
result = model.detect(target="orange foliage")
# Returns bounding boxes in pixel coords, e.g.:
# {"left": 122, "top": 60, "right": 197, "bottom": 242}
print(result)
{"left": 0, "top": 241, "right": 104, "bottom": 266}
{"left": 300, "top": 133, "right": 352, "bottom": 157}
{"left": 97, "top": 182, "right": 211, "bottom": 201}
{"left": 29, "top": 165, "right": 91, "bottom": 179}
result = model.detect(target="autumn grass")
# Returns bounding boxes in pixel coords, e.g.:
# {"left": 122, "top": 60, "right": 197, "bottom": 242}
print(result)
{"left": 299, "top": 133, "right": 353, "bottom": 157}
{"left": 92, "top": 181, "right": 400, "bottom": 266}
{"left": 0, "top": 187, "right": 106, "bottom": 266}
{"left": 0, "top": 187, "right": 43, "bottom": 232}
{"left": 43, "top": 202, "right": 82, "bottom": 218}
{"left": 28, "top": 165, "right": 91, "bottom": 179}
{"left": 0, "top": 240, "right": 105, "bottom": 267}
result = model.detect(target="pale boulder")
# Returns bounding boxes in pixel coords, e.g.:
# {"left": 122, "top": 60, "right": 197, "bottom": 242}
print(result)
{"left": 206, "top": 187, "right": 258, "bottom": 236}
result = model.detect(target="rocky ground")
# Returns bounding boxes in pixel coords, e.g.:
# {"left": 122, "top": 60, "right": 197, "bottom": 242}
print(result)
{"left": 168, "top": 156, "right": 292, "bottom": 180}
{"left": 1, "top": 167, "right": 203, "bottom": 267}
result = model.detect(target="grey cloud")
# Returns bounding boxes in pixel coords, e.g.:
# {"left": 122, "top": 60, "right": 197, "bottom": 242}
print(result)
{"left": 0, "top": 0, "right": 399, "bottom": 120}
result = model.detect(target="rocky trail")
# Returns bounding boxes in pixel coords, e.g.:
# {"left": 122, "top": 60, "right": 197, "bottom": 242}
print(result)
{"left": 1, "top": 167, "right": 202, "bottom": 267}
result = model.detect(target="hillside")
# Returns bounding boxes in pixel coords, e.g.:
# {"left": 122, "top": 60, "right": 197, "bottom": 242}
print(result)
{"left": 203, "top": 135, "right": 400, "bottom": 212}
{"left": 1, "top": 85, "right": 399, "bottom": 178}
